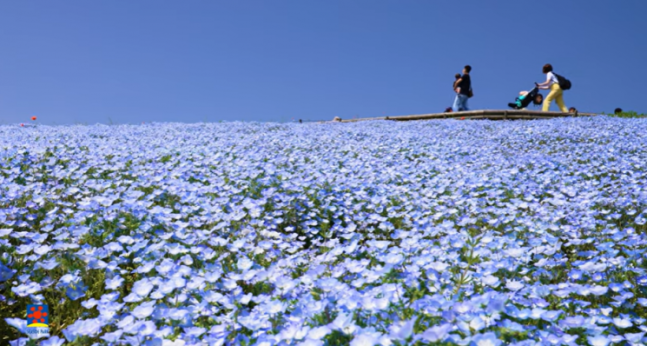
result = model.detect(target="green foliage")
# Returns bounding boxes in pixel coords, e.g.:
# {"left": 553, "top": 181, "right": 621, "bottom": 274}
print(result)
{"left": 605, "top": 111, "right": 647, "bottom": 118}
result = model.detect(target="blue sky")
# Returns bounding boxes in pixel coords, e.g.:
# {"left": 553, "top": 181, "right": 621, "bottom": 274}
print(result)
{"left": 1, "top": 0, "right": 645, "bottom": 124}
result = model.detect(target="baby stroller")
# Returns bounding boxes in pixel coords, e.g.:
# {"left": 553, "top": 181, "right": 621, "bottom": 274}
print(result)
{"left": 508, "top": 87, "right": 544, "bottom": 110}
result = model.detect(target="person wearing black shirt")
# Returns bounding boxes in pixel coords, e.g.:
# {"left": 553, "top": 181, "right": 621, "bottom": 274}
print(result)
{"left": 452, "top": 65, "right": 472, "bottom": 112}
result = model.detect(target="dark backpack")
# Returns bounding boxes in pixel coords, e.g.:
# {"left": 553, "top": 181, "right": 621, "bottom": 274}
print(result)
{"left": 554, "top": 73, "right": 571, "bottom": 90}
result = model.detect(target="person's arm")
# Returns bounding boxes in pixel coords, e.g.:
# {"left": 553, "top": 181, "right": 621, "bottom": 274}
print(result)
{"left": 536, "top": 74, "right": 552, "bottom": 89}
{"left": 454, "top": 78, "right": 462, "bottom": 93}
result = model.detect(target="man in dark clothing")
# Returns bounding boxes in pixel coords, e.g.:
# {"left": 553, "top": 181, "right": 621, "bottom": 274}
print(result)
{"left": 452, "top": 65, "right": 472, "bottom": 112}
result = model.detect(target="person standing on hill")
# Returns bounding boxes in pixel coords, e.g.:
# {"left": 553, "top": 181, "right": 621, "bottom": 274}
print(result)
{"left": 453, "top": 65, "right": 472, "bottom": 112}
{"left": 536, "top": 64, "right": 568, "bottom": 112}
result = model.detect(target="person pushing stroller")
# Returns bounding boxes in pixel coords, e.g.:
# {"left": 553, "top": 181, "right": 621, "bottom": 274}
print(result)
{"left": 508, "top": 86, "right": 544, "bottom": 110}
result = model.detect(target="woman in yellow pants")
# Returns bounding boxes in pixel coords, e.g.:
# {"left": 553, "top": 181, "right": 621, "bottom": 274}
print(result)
{"left": 536, "top": 64, "right": 568, "bottom": 112}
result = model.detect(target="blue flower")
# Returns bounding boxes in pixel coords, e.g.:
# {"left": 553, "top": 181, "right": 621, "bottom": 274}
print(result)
{"left": 0, "top": 263, "right": 15, "bottom": 282}
{"left": 568, "top": 269, "right": 584, "bottom": 281}
{"left": 588, "top": 334, "right": 610, "bottom": 346}
{"left": 419, "top": 324, "right": 452, "bottom": 343}
{"left": 591, "top": 272, "right": 605, "bottom": 282}
{"left": 63, "top": 318, "right": 103, "bottom": 341}
{"left": 66, "top": 282, "right": 87, "bottom": 301}
{"left": 40, "top": 336, "right": 65, "bottom": 346}
{"left": 132, "top": 278, "right": 154, "bottom": 297}
{"left": 4, "top": 317, "right": 26, "bottom": 334}
{"left": 471, "top": 332, "right": 502, "bottom": 346}
{"left": 541, "top": 310, "right": 562, "bottom": 322}
{"left": 505, "top": 280, "right": 524, "bottom": 291}
{"left": 613, "top": 317, "right": 633, "bottom": 329}
{"left": 105, "top": 275, "right": 124, "bottom": 290}
{"left": 132, "top": 301, "right": 156, "bottom": 319}
{"left": 12, "top": 282, "right": 42, "bottom": 297}
{"left": 636, "top": 276, "right": 647, "bottom": 286}
{"left": 624, "top": 332, "right": 645, "bottom": 344}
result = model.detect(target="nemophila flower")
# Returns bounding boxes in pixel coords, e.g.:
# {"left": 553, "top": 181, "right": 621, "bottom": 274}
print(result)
{"left": 299, "top": 339, "right": 324, "bottom": 346}
{"left": 388, "top": 318, "right": 415, "bottom": 340}
{"left": 237, "top": 257, "right": 253, "bottom": 271}
{"left": 506, "top": 280, "right": 524, "bottom": 291}
{"left": 40, "top": 336, "right": 65, "bottom": 346}
{"left": 541, "top": 310, "right": 562, "bottom": 322}
{"left": 132, "top": 278, "right": 154, "bottom": 297}
{"left": 350, "top": 330, "right": 383, "bottom": 346}
{"left": 588, "top": 334, "right": 611, "bottom": 346}
{"left": 105, "top": 275, "right": 124, "bottom": 290}
{"left": 453, "top": 302, "right": 474, "bottom": 314}
{"left": 591, "top": 272, "right": 605, "bottom": 282}
{"left": 5, "top": 317, "right": 26, "bottom": 334}
{"left": 469, "top": 316, "right": 487, "bottom": 331}
{"left": 636, "top": 276, "right": 647, "bottom": 286}
{"left": 4, "top": 118, "right": 647, "bottom": 344}
{"left": 418, "top": 324, "right": 452, "bottom": 343}
{"left": 568, "top": 269, "right": 584, "bottom": 281}
{"left": 132, "top": 301, "right": 156, "bottom": 319}
{"left": 481, "top": 275, "right": 500, "bottom": 287}
{"left": 137, "top": 321, "right": 157, "bottom": 336}
{"left": 560, "top": 315, "right": 585, "bottom": 329}
{"left": 0, "top": 263, "right": 15, "bottom": 282}
{"left": 81, "top": 298, "right": 98, "bottom": 309}
{"left": 12, "top": 282, "right": 42, "bottom": 297}
{"left": 613, "top": 317, "right": 633, "bottom": 329}
{"left": 307, "top": 325, "right": 331, "bottom": 340}
{"left": 608, "top": 283, "right": 624, "bottom": 292}
{"left": 471, "top": 332, "right": 502, "bottom": 346}
{"left": 624, "top": 332, "right": 645, "bottom": 344}
{"left": 596, "top": 316, "right": 612, "bottom": 325}
{"left": 66, "top": 282, "right": 87, "bottom": 301}
{"left": 63, "top": 318, "right": 103, "bottom": 341}
{"left": 589, "top": 285, "right": 608, "bottom": 296}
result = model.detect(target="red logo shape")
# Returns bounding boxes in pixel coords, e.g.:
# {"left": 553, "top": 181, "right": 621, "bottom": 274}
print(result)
{"left": 27, "top": 306, "right": 48, "bottom": 324}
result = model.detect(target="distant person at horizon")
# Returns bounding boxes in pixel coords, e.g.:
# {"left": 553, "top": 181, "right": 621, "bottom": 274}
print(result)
{"left": 536, "top": 63, "right": 568, "bottom": 112}
{"left": 569, "top": 107, "right": 577, "bottom": 113}
{"left": 615, "top": 108, "right": 623, "bottom": 114}
{"left": 453, "top": 65, "right": 472, "bottom": 112}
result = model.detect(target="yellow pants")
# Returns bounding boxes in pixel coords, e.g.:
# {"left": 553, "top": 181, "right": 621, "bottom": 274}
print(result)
{"left": 542, "top": 83, "right": 568, "bottom": 112}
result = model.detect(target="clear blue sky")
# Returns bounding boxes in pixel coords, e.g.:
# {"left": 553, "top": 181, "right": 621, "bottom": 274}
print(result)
{"left": 1, "top": 0, "right": 645, "bottom": 124}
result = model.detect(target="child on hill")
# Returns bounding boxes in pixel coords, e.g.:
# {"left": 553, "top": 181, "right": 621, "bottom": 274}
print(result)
{"left": 508, "top": 87, "right": 544, "bottom": 110}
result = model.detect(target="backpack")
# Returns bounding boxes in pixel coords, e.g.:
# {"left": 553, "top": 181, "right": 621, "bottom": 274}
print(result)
{"left": 554, "top": 73, "right": 571, "bottom": 90}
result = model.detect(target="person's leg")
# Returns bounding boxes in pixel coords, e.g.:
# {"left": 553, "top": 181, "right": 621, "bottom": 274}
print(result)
{"left": 452, "top": 95, "right": 461, "bottom": 112}
{"left": 555, "top": 89, "right": 568, "bottom": 112}
{"left": 456, "top": 94, "right": 467, "bottom": 112}
{"left": 542, "top": 84, "right": 559, "bottom": 111}
{"left": 462, "top": 95, "right": 469, "bottom": 111}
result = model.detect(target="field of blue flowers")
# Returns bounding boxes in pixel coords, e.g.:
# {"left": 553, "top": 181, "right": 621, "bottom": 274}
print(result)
{"left": 1, "top": 117, "right": 647, "bottom": 346}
